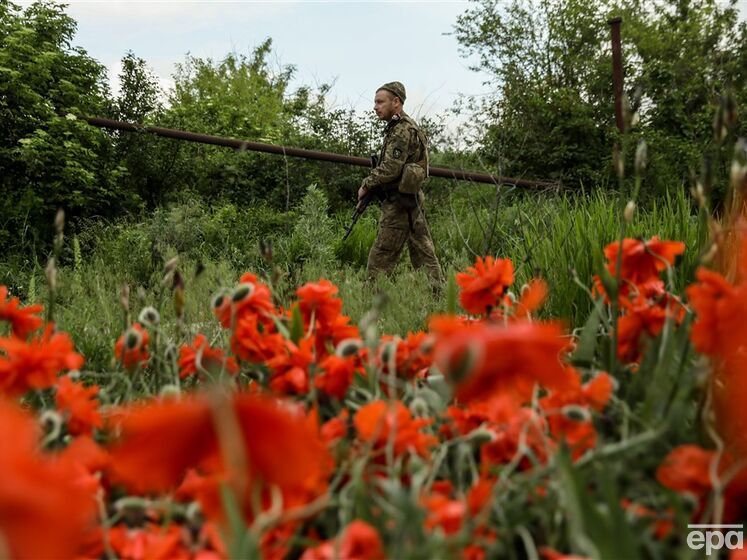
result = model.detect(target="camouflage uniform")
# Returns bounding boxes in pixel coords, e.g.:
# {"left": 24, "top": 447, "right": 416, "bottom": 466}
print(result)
{"left": 361, "top": 112, "right": 443, "bottom": 286}
{"left": 361, "top": 99, "right": 443, "bottom": 287}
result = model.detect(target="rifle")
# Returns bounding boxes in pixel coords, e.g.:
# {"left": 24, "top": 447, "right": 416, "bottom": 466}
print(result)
{"left": 342, "top": 155, "right": 379, "bottom": 241}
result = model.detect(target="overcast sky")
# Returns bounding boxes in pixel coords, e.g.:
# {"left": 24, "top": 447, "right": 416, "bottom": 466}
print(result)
{"left": 30, "top": 1, "right": 747, "bottom": 130}
{"left": 56, "top": 1, "right": 490, "bottom": 129}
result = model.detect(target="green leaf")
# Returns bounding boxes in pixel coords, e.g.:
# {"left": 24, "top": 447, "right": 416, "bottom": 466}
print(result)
{"left": 446, "top": 273, "right": 457, "bottom": 315}
{"left": 571, "top": 302, "right": 602, "bottom": 367}
{"left": 289, "top": 303, "right": 304, "bottom": 344}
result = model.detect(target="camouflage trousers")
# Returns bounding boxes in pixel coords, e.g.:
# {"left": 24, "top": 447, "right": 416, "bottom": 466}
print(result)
{"left": 366, "top": 197, "right": 443, "bottom": 287}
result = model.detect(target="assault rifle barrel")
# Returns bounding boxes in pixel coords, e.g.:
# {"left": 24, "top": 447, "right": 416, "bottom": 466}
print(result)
{"left": 83, "top": 116, "right": 560, "bottom": 189}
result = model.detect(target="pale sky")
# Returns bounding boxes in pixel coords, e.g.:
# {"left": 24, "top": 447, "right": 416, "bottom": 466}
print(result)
{"left": 31, "top": 1, "right": 747, "bottom": 132}
{"left": 58, "top": 1, "right": 491, "bottom": 129}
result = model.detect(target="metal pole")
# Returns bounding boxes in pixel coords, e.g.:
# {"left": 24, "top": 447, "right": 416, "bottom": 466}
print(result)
{"left": 83, "top": 116, "right": 560, "bottom": 190}
{"left": 608, "top": 16, "right": 624, "bottom": 133}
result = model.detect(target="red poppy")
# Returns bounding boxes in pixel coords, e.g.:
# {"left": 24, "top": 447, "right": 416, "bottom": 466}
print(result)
{"left": 354, "top": 400, "right": 437, "bottom": 458}
{"left": 604, "top": 237, "right": 685, "bottom": 286}
{"left": 512, "top": 278, "right": 549, "bottom": 319}
{"left": 0, "top": 399, "right": 96, "bottom": 559}
{"left": 422, "top": 491, "right": 467, "bottom": 535}
{"left": 0, "top": 285, "right": 43, "bottom": 339}
{"left": 656, "top": 444, "right": 715, "bottom": 499}
{"left": 616, "top": 297, "right": 668, "bottom": 363}
{"left": 315, "top": 353, "right": 357, "bottom": 399}
{"left": 686, "top": 267, "right": 742, "bottom": 357}
{"left": 297, "top": 279, "right": 344, "bottom": 328}
{"left": 456, "top": 256, "right": 515, "bottom": 316}
{"left": 179, "top": 333, "right": 239, "bottom": 379}
{"left": 55, "top": 375, "right": 102, "bottom": 436}
{"left": 108, "top": 392, "right": 331, "bottom": 508}
{"left": 380, "top": 331, "right": 434, "bottom": 380}
{"left": 620, "top": 499, "right": 674, "bottom": 540}
{"left": 433, "top": 320, "right": 573, "bottom": 405}
{"left": 114, "top": 323, "right": 150, "bottom": 370}
{"left": 0, "top": 325, "right": 84, "bottom": 397}
{"left": 300, "top": 520, "right": 385, "bottom": 560}
{"left": 213, "top": 272, "right": 275, "bottom": 329}
{"left": 230, "top": 313, "right": 286, "bottom": 364}
{"left": 480, "top": 408, "right": 550, "bottom": 471}
{"left": 267, "top": 337, "right": 315, "bottom": 395}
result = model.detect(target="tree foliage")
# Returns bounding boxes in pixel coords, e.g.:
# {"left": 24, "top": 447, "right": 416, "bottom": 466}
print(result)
{"left": 454, "top": 0, "right": 747, "bottom": 194}
{"left": 0, "top": 0, "right": 121, "bottom": 249}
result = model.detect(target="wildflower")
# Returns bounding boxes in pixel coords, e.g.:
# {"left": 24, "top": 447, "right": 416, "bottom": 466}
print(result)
{"left": 0, "top": 325, "right": 84, "bottom": 397}
{"left": 480, "top": 408, "right": 549, "bottom": 471}
{"left": 512, "top": 278, "right": 548, "bottom": 319}
{"left": 296, "top": 279, "right": 344, "bottom": 328}
{"left": 0, "top": 399, "right": 96, "bottom": 559}
{"left": 300, "top": 520, "right": 385, "bottom": 560}
{"left": 656, "top": 444, "right": 716, "bottom": 500}
{"left": 108, "top": 392, "right": 331, "bottom": 509}
{"left": 0, "top": 285, "right": 43, "bottom": 339}
{"left": 230, "top": 313, "right": 286, "bottom": 364}
{"left": 433, "top": 320, "right": 573, "bottom": 405}
{"left": 178, "top": 333, "right": 239, "bottom": 379}
{"left": 616, "top": 297, "right": 667, "bottom": 363}
{"left": 266, "top": 337, "right": 315, "bottom": 395}
{"left": 354, "top": 400, "right": 437, "bottom": 458}
{"left": 213, "top": 272, "right": 275, "bottom": 329}
{"left": 686, "top": 267, "right": 741, "bottom": 357}
{"left": 380, "top": 331, "right": 434, "bottom": 380}
{"left": 421, "top": 482, "right": 467, "bottom": 535}
{"left": 55, "top": 375, "right": 103, "bottom": 436}
{"left": 604, "top": 237, "right": 685, "bottom": 286}
{"left": 315, "top": 353, "right": 357, "bottom": 400}
{"left": 456, "top": 256, "right": 515, "bottom": 316}
{"left": 320, "top": 409, "right": 350, "bottom": 447}
{"left": 114, "top": 323, "right": 150, "bottom": 370}
{"left": 620, "top": 499, "right": 674, "bottom": 540}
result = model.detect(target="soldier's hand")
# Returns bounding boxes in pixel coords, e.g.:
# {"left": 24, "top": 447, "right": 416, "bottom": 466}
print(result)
{"left": 357, "top": 186, "right": 367, "bottom": 201}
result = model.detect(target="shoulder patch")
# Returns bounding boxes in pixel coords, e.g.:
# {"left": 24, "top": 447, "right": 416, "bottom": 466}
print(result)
{"left": 393, "top": 147, "right": 402, "bottom": 158}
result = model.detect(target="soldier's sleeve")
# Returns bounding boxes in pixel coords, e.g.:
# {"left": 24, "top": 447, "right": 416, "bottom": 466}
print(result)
{"left": 362, "top": 127, "right": 410, "bottom": 191}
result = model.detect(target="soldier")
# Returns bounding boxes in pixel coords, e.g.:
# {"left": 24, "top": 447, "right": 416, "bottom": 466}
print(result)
{"left": 358, "top": 81, "right": 443, "bottom": 288}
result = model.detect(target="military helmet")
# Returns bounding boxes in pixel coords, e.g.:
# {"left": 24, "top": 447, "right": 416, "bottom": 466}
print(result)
{"left": 377, "top": 81, "right": 406, "bottom": 103}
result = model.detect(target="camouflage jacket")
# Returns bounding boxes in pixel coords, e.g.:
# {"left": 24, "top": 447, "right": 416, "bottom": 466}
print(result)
{"left": 361, "top": 111, "right": 427, "bottom": 193}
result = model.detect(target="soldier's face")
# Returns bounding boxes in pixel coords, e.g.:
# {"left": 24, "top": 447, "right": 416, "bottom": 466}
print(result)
{"left": 374, "top": 90, "right": 400, "bottom": 121}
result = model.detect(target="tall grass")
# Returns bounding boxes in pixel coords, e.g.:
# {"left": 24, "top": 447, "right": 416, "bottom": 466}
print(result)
{"left": 1, "top": 183, "right": 703, "bottom": 372}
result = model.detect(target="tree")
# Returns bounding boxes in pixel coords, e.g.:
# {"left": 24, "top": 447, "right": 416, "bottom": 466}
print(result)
{"left": 454, "top": 0, "right": 747, "bottom": 194}
{"left": 0, "top": 1, "right": 122, "bottom": 250}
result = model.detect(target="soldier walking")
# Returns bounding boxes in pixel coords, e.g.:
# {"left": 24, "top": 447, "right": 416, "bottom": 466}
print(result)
{"left": 358, "top": 81, "right": 443, "bottom": 288}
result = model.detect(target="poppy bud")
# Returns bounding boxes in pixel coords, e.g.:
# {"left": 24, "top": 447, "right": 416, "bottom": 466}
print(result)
{"left": 54, "top": 208, "right": 65, "bottom": 235}
{"left": 45, "top": 257, "right": 57, "bottom": 293}
{"left": 635, "top": 140, "right": 647, "bottom": 174}
{"left": 468, "top": 426, "right": 496, "bottom": 445}
{"left": 125, "top": 327, "right": 143, "bottom": 350}
{"left": 211, "top": 291, "right": 226, "bottom": 310}
{"left": 409, "top": 397, "right": 429, "bottom": 417}
{"left": 232, "top": 282, "right": 255, "bottom": 303}
{"left": 138, "top": 306, "right": 160, "bottom": 327}
{"left": 159, "top": 384, "right": 181, "bottom": 398}
{"left": 336, "top": 338, "right": 363, "bottom": 358}
{"left": 164, "top": 343, "right": 179, "bottom": 364}
{"left": 613, "top": 143, "right": 624, "bottom": 179}
{"left": 561, "top": 404, "right": 591, "bottom": 422}
{"left": 624, "top": 201, "right": 636, "bottom": 222}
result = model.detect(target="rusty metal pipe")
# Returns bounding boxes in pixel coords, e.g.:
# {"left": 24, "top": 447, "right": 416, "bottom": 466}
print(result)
{"left": 83, "top": 116, "right": 559, "bottom": 189}
{"left": 608, "top": 16, "right": 624, "bottom": 133}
